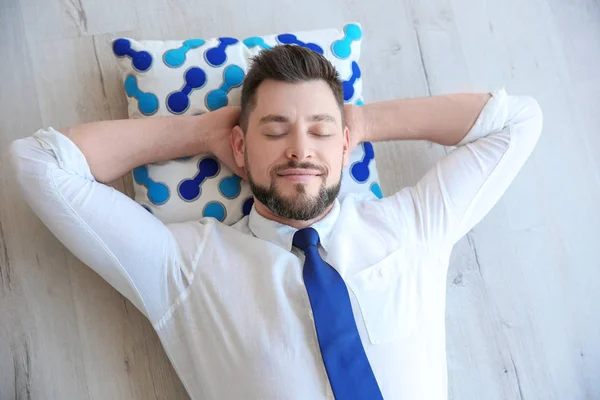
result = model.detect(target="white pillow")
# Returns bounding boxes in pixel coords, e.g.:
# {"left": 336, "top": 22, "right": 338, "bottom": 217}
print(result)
{"left": 112, "top": 22, "right": 381, "bottom": 224}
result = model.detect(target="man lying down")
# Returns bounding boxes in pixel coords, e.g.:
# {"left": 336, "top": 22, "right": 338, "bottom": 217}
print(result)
{"left": 9, "top": 45, "right": 543, "bottom": 400}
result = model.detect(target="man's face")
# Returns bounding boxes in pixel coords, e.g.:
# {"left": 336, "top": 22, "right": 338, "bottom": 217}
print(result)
{"left": 232, "top": 79, "right": 350, "bottom": 221}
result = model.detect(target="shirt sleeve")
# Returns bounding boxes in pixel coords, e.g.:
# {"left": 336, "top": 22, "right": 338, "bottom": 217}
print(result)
{"left": 379, "top": 88, "right": 544, "bottom": 251}
{"left": 8, "top": 128, "right": 197, "bottom": 323}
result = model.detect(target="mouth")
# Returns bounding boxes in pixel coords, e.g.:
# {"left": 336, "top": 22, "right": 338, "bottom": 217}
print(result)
{"left": 277, "top": 169, "right": 322, "bottom": 182}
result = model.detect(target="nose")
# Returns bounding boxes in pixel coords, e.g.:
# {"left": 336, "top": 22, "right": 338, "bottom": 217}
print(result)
{"left": 285, "top": 128, "right": 313, "bottom": 161}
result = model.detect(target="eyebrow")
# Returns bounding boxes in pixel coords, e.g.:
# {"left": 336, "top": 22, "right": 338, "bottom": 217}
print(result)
{"left": 258, "top": 113, "right": 336, "bottom": 126}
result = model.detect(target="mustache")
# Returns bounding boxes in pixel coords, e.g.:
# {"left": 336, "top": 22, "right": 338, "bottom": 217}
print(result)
{"left": 272, "top": 161, "right": 327, "bottom": 176}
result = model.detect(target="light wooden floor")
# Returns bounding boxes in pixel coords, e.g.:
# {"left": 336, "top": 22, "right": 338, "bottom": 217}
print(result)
{"left": 1, "top": 0, "right": 599, "bottom": 399}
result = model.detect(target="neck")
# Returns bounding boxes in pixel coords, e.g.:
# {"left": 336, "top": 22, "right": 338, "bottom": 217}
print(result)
{"left": 253, "top": 200, "right": 334, "bottom": 229}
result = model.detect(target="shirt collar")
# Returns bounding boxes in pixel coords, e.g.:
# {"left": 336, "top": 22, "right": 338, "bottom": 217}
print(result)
{"left": 248, "top": 198, "right": 341, "bottom": 253}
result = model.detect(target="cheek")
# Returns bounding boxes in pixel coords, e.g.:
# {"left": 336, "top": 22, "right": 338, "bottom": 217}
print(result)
{"left": 326, "top": 165, "right": 343, "bottom": 185}
{"left": 247, "top": 142, "right": 280, "bottom": 178}
{"left": 323, "top": 145, "right": 345, "bottom": 174}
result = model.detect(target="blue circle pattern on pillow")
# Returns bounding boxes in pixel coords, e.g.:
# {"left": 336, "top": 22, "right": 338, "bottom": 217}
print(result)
{"left": 134, "top": 165, "right": 170, "bottom": 205}
{"left": 206, "top": 65, "right": 245, "bottom": 111}
{"left": 343, "top": 61, "right": 361, "bottom": 102}
{"left": 370, "top": 182, "right": 383, "bottom": 199}
{"left": 115, "top": 24, "right": 379, "bottom": 219}
{"left": 243, "top": 37, "right": 271, "bottom": 50}
{"left": 178, "top": 157, "right": 220, "bottom": 202}
{"left": 351, "top": 142, "right": 375, "bottom": 183}
{"left": 203, "top": 201, "right": 227, "bottom": 221}
{"left": 113, "top": 38, "right": 153, "bottom": 72}
{"left": 125, "top": 75, "right": 159, "bottom": 115}
{"left": 276, "top": 33, "right": 323, "bottom": 54}
{"left": 242, "top": 197, "right": 254, "bottom": 216}
{"left": 205, "top": 37, "right": 239, "bottom": 67}
{"left": 331, "top": 23, "right": 362, "bottom": 59}
{"left": 163, "top": 39, "right": 206, "bottom": 68}
{"left": 167, "top": 67, "right": 207, "bottom": 114}
{"left": 219, "top": 175, "right": 243, "bottom": 199}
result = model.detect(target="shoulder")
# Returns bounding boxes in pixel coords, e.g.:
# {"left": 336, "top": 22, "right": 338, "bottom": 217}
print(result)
{"left": 338, "top": 188, "right": 414, "bottom": 216}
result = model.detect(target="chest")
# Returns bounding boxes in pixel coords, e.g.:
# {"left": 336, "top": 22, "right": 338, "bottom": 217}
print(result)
{"left": 162, "top": 232, "right": 448, "bottom": 399}
{"left": 194, "top": 232, "right": 442, "bottom": 348}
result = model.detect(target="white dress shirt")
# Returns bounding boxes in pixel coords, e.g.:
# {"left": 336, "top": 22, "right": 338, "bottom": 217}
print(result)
{"left": 8, "top": 88, "right": 543, "bottom": 400}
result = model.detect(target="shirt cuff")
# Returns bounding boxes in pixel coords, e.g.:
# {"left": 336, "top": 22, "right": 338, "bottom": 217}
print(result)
{"left": 33, "top": 127, "right": 95, "bottom": 181}
{"left": 455, "top": 87, "right": 509, "bottom": 147}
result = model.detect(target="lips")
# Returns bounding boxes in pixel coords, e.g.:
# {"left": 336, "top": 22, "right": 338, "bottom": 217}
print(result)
{"left": 278, "top": 169, "right": 322, "bottom": 176}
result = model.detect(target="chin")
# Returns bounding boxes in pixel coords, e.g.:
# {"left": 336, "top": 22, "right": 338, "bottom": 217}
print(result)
{"left": 280, "top": 176, "right": 323, "bottom": 187}
{"left": 281, "top": 182, "right": 320, "bottom": 195}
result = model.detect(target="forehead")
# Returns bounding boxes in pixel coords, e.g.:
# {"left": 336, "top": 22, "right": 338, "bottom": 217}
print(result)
{"left": 251, "top": 79, "right": 340, "bottom": 119}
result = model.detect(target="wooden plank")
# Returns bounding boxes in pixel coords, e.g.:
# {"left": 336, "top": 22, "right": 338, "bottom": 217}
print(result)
{"left": 26, "top": 36, "right": 109, "bottom": 128}
{"left": 129, "top": 0, "right": 195, "bottom": 39}
{"left": 0, "top": 0, "right": 90, "bottom": 399}
{"left": 448, "top": 0, "right": 600, "bottom": 398}
{"left": 18, "top": 0, "right": 82, "bottom": 40}
{"left": 19, "top": 0, "right": 138, "bottom": 41}
{"left": 80, "top": 0, "right": 138, "bottom": 36}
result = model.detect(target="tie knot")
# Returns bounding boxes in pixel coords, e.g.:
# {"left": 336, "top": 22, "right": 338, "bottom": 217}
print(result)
{"left": 292, "top": 227, "right": 320, "bottom": 252}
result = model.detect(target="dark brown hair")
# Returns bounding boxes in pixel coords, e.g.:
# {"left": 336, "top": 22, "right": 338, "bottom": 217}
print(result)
{"left": 239, "top": 44, "right": 344, "bottom": 132}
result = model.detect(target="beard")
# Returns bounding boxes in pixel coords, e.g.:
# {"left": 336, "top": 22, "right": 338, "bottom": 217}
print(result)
{"left": 245, "top": 152, "right": 342, "bottom": 221}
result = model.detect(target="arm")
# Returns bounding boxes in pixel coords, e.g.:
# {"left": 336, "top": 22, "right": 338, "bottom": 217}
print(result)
{"left": 7, "top": 108, "right": 241, "bottom": 324}
{"left": 63, "top": 105, "right": 242, "bottom": 183}
{"left": 347, "top": 92, "right": 491, "bottom": 147}
{"left": 356, "top": 88, "right": 543, "bottom": 249}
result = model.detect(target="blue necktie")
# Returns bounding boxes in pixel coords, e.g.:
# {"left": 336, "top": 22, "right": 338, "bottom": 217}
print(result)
{"left": 293, "top": 227, "right": 384, "bottom": 400}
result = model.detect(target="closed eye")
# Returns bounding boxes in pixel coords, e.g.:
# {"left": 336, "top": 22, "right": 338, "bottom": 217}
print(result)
{"left": 311, "top": 131, "right": 333, "bottom": 137}
{"left": 264, "top": 132, "right": 287, "bottom": 138}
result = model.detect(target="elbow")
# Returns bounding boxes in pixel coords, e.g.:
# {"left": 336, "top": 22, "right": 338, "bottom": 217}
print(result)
{"left": 7, "top": 136, "right": 54, "bottom": 199}
{"left": 7, "top": 138, "right": 31, "bottom": 187}
{"left": 6, "top": 138, "right": 33, "bottom": 206}
{"left": 502, "top": 94, "right": 544, "bottom": 153}
{"left": 518, "top": 95, "right": 544, "bottom": 139}
{"left": 505, "top": 95, "right": 544, "bottom": 156}
{"left": 527, "top": 95, "right": 543, "bottom": 128}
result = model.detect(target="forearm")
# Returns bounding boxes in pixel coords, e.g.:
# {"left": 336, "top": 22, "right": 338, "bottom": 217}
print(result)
{"left": 360, "top": 93, "right": 492, "bottom": 146}
{"left": 63, "top": 106, "right": 240, "bottom": 183}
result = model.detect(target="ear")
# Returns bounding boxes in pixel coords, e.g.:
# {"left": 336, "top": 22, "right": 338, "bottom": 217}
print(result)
{"left": 342, "top": 126, "right": 351, "bottom": 168}
{"left": 231, "top": 125, "right": 246, "bottom": 169}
